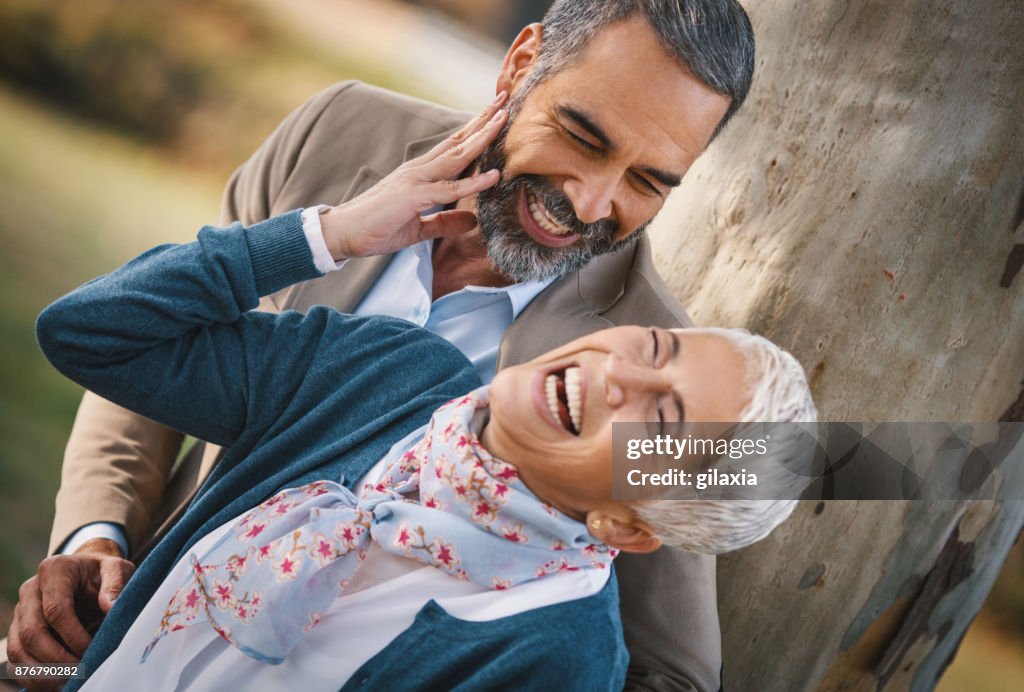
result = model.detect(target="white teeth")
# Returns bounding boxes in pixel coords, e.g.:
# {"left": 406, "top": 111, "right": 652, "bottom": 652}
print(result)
{"left": 544, "top": 367, "right": 584, "bottom": 434}
{"left": 528, "top": 190, "right": 573, "bottom": 236}
{"left": 545, "top": 374, "right": 560, "bottom": 427}
{"left": 565, "top": 366, "right": 582, "bottom": 432}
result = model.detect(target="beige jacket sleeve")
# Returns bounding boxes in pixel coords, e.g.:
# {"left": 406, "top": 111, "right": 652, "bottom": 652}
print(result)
{"left": 47, "top": 83, "right": 358, "bottom": 556}
{"left": 48, "top": 393, "right": 185, "bottom": 555}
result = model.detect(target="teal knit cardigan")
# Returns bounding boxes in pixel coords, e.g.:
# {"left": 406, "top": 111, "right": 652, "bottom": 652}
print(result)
{"left": 37, "top": 211, "right": 627, "bottom": 690}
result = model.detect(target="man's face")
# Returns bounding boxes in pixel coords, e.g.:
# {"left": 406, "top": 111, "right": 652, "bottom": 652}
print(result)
{"left": 480, "top": 326, "right": 750, "bottom": 519}
{"left": 473, "top": 17, "right": 732, "bottom": 282}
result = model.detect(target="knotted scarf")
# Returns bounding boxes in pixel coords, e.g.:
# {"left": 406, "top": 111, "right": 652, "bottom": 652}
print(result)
{"left": 142, "top": 386, "right": 616, "bottom": 663}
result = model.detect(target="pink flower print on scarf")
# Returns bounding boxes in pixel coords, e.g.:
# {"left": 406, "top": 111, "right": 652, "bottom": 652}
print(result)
{"left": 142, "top": 386, "right": 616, "bottom": 664}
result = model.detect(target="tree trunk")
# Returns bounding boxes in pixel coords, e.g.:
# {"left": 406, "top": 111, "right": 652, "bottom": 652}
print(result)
{"left": 647, "top": 1, "right": 1024, "bottom": 689}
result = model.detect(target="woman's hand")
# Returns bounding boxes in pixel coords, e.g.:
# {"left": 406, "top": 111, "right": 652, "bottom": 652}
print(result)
{"left": 319, "top": 91, "right": 509, "bottom": 261}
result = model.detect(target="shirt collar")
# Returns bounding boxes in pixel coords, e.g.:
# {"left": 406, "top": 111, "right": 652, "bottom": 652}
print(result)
{"left": 504, "top": 278, "right": 554, "bottom": 319}
{"left": 412, "top": 240, "right": 554, "bottom": 319}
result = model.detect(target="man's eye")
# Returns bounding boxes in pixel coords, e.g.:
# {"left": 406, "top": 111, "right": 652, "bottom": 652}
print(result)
{"left": 657, "top": 404, "right": 666, "bottom": 436}
{"left": 650, "top": 328, "right": 659, "bottom": 366}
{"left": 567, "top": 129, "right": 601, "bottom": 152}
{"left": 633, "top": 173, "right": 661, "bottom": 196}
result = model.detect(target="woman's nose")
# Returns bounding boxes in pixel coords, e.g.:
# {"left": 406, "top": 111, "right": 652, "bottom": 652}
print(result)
{"left": 603, "top": 355, "right": 672, "bottom": 407}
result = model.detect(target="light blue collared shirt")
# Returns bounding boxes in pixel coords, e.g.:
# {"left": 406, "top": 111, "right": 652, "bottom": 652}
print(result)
{"left": 355, "top": 240, "right": 552, "bottom": 384}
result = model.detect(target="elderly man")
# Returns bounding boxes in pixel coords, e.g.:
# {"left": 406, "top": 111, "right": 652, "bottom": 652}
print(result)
{"left": 8, "top": 1, "right": 755, "bottom": 689}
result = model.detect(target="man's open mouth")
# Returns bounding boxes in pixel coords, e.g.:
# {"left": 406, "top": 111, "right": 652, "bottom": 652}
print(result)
{"left": 527, "top": 188, "right": 574, "bottom": 236}
{"left": 544, "top": 364, "right": 583, "bottom": 435}
{"left": 515, "top": 186, "right": 580, "bottom": 249}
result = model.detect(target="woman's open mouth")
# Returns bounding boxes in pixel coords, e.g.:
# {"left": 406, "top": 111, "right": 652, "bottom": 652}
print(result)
{"left": 544, "top": 364, "right": 584, "bottom": 435}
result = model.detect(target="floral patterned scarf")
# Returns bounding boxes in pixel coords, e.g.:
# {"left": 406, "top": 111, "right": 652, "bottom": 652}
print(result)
{"left": 142, "top": 386, "right": 616, "bottom": 664}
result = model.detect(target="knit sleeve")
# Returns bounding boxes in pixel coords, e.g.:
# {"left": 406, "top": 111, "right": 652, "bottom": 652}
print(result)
{"left": 36, "top": 211, "right": 327, "bottom": 446}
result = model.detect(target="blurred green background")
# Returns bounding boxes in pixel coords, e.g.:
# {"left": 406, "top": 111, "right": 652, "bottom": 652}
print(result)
{"left": 0, "top": 1, "right": 1020, "bottom": 688}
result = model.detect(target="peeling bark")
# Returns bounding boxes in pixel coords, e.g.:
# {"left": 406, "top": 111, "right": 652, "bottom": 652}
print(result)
{"left": 874, "top": 528, "right": 974, "bottom": 687}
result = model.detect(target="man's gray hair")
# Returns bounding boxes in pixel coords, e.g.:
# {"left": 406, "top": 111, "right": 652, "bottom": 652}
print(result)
{"left": 630, "top": 328, "right": 818, "bottom": 554}
{"left": 525, "top": 0, "right": 756, "bottom": 139}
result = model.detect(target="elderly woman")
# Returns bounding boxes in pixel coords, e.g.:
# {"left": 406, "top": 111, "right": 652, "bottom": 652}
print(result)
{"left": 37, "top": 100, "right": 815, "bottom": 691}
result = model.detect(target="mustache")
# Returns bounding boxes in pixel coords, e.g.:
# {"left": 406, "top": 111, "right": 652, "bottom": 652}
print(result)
{"left": 508, "top": 174, "right": 619, "bottom": 247}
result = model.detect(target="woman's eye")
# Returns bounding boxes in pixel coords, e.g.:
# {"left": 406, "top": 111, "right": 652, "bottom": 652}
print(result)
{"left": 650, "top": 329, "right": 660, "bottom": 366}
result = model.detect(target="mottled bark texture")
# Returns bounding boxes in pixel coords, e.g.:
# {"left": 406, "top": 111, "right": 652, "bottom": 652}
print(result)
{"left": 647, "top": 1, "right": 1024, "bottom": 690}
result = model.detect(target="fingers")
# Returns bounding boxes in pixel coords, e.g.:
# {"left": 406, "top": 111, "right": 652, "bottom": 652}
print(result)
{"left": 327, "top": 91, "right": 509, "bottom": 256}
{"left": 426, "top": 168, "right": 501, "bottom": 207}
{"left": 9, "top": 575, "right": 79, "bottom": 671}
{"left": 7, "top": 611, "right": 44, "bottom": 689}
{"left": 6, "top": 554, "right": 130, "bottom": 690}
{"left": 7, "top": 634, "right": 62, "bottom": 692}
{"left": 97, "top": 557, "right": 135, "bottom": 613}
{"left": 427, "top": 107, "right": 508, "bottom": 179}
{"left": 9, "top": 643, "right": 64, "bottom": 692}
{"left": 423, "top": 90, "right": 508, "bottom": 162}
{"left": 37, "top": 557, "right": 93, "bottom": 658}
{"left": 418, "top": 209, "right": 480, "bottom": 242}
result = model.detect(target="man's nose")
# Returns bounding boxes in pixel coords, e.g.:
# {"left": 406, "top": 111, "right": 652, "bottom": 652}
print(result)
{"left": 563, "top": 174, "right": 616, "bottom": 225}
{"left": 603, "top": 355, "right": 672, "bottom": 408}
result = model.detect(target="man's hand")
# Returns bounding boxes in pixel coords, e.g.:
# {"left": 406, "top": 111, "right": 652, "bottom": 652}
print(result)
{"left": 320, "top": 90, "right": 508, "bottom": 261}
{"left": 6, "top": 538, "right": 135, "bottom": 690}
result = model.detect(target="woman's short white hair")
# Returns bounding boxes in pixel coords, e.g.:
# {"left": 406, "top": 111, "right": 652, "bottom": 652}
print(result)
{"left": 630, "top": 328, "right": 818, "bottom": 554}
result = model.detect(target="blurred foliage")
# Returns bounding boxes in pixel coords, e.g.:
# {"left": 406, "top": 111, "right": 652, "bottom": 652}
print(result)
{"left": 0, "top": 0, "right": 207, "bottom": 141}
{"left": 0, "top": 0, "right": 406, "bottom": 174}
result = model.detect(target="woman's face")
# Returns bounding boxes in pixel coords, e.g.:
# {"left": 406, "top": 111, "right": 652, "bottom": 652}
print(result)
{"left": 481, "top": 327, "right": 751, "bottom": 519}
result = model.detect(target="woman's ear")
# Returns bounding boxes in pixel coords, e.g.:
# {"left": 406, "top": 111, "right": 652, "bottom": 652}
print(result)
{"left": 586, "top": 507, "right": 662, "bottom": 554}
{"left": 496, "top": 23, "right": 544, "bottom": 96}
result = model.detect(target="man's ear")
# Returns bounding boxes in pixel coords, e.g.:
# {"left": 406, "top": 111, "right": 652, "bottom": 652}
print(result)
{"left": 586, "top": 508, "right": 663, "bottom": 554}
{"left": 496, "top": 23, "right": 544, "bottom": 96}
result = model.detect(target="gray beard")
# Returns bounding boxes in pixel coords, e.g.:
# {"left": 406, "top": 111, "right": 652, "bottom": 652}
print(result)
{"left": 478, "top": 193, "right": 602, "bottom": 283}
{"left": 472, "top": 106, "right": 641, "bottom": 284}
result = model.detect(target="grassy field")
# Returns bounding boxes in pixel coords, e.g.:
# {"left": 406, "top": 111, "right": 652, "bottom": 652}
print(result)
{"left": 0, "top": 83, "right": 223, "bottom": 622}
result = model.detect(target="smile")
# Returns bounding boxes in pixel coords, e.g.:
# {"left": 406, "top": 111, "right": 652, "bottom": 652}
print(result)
{"left": 528, "top": 189, "right": 573, "bottom": 235}
{"left": 544, "top": 365, "right": 584, "bottom": 435}
{"left": 517, "top": 187, "right": 580, "bottom": 248}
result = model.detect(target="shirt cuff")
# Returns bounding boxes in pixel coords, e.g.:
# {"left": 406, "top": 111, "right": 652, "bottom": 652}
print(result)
{"left": 301, "top": 205, "right": 347, "bottom": 273}
{"left": 60, "top": 522, "right": 129, "bottom": 557}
